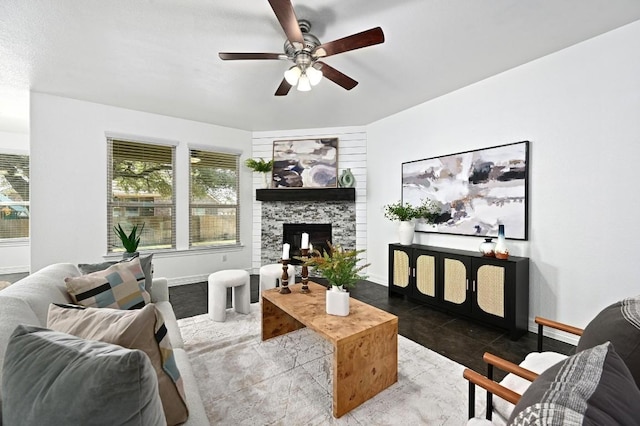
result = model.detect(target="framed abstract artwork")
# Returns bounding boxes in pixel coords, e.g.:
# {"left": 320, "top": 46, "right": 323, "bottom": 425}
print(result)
{"left": 272, "top": 138, "right": 338, "bottom": 188}
{"left": 402, "top": 141, "right": 529, "bottom": 240}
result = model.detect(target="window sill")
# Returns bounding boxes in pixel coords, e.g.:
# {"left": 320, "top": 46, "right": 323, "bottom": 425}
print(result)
{"left": 0, "top": 238, "right": 30, "bottom": 247}
{"left": 103, "top": 244, "right": 244, "bottom": 260}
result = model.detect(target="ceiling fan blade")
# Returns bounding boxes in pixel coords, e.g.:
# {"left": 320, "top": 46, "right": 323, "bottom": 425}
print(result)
{"left": 218, "top": 52, "right": 285, "bottom": 60}
{"left": 268, "top": 0, "right": 304, "bottom": 45}
{"left": 316, "top": 62, "right": 358, "bottom": 90}
{"left": 275, "top": 78, "right": 292, "bottom": 96}
{"left": 314, "top": 27, "right": 384, "bottom": 58}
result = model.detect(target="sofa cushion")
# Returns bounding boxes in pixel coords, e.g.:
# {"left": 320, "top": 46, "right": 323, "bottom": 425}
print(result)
{"left": 79, "top": 253, "right": 154, "bottom": 292}
{"left": 65, "top": 257, "right": 150, "bottom": 309}
{"left": 47, "top": 303, "right": 188, "bottom": 425}
{"left": 508, "top": 342, "right": 640, "bottom": 425}
{"left": 576, "top": 294, "right": 640, "bottom": 388}
{"left": 0, "top": 296, "right": 41, "bottom": 401}
{"left": 1, "top": 325, "right": 166, "bottom": 425}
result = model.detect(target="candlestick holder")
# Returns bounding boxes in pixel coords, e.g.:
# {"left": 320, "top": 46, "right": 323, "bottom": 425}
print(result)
{"left": 279, "top": 258, "right": 291, "bottom": 294}
{"left": 300, "top": 248, "right": 310, "bottom": 293}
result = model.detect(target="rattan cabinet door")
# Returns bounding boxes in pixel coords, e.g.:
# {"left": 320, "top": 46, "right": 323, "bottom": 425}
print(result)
{"left": 388, "top": 245, "right": 412, "bottom": 296}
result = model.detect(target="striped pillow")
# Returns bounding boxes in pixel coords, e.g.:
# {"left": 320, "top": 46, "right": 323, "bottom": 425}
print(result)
{"left": 47, "top": 303, "right": 188, "bottom": 425}
{"left": 65, "top": 256, "right": 150, "bottom": 309}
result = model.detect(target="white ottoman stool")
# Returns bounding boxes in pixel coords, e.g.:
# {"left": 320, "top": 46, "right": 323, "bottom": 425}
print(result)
{"left": 208, "top": 269, "right": 250, "bottom": 322}
{"left": 259, "top": 263, "right": 295, "bottom": 292}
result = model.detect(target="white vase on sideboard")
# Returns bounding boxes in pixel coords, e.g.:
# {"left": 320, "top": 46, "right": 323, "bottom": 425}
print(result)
{"left": 398, "top": 220, "right": 416, "bottom": 245}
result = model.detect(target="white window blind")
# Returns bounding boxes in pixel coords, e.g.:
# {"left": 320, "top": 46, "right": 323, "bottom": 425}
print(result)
{"left": 189, "top": 148, "right": 240, "bottom": 247}
{"left": 0, "top": 153, "right": 29, "bottom": 239}
{"left": 107, "top": 138, "right": 175, "bottom": 252}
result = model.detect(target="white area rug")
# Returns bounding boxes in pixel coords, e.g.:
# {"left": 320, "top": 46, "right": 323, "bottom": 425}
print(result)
{"left": 177, "top": 304, "right": 486, "bottom": 425}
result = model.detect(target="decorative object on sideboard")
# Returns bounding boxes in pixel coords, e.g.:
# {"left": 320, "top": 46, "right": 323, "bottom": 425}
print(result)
{"left": 272, "top": 138, "right": 338, "bottom": 188}
{"left": 402, "top": 141, "right": 529, "bottom": 240}
{"left": 302, "top": 242, "right": 370, "bottom": 316}
{"left": 495, "top": 224, "right": 509, "bottom": 260}
{"left": 384, "top": 199, "right": 440, "bottom": 246}
{"left": 479, "top": 238, "right": 496, "bottom": 257}
{"left": 113, "top": 222, "right": 145, "bottom": 259}
{"left": 244, "top": 157, "right": 273, "bottom": 188}
{"left": 338, "top": 168, "right": 355, "bottom": 188}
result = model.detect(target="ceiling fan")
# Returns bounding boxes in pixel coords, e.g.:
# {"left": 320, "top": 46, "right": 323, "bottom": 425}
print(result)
{"left": 218, "top": 0, "right": 385, "bottom": 96}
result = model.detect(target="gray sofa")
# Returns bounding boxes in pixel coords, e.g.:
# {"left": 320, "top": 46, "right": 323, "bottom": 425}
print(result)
{"left": 0, "top": 263, "right": 209, "bottom": 425}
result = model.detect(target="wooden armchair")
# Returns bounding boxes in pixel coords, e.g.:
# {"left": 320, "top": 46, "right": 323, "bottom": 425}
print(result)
{"left": 463, "top": 316, "right": 583, "bottom": 421}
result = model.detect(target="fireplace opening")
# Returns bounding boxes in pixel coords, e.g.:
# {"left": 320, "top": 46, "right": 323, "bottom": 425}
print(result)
{"left": 282, "top": 223, "right": 332, "bottom": 265}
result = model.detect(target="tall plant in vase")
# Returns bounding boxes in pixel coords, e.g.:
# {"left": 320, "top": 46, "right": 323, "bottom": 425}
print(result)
{"left": 245, "top": 158, "right": 273, "bottom": 188}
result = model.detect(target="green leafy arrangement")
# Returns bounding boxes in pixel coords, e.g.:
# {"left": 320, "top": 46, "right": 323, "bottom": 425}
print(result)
{"left": 113, "top": 223, "right": 145, "bottom": 253}
{"left": 303, "top": 242, "right": 370, "bottom": 289}
{"left": 384, "top": 199, "right": 440, "bottom": 223}
{"left": 244, "top": 158, "right": 273, "bottom": 173}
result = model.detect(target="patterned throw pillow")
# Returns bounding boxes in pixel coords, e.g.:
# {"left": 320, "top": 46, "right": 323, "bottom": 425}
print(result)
{"left": 78, "top": 254, "right": 154, "bottom": 292}
{"left": 65, "top": 256, "right": 150, "bottom": 309}
{"left": 1, "top": 325, "right": 166, "bottom": 425}
{"left": 508, "top": 342, "right": 640, "bottom": 425}
{"left": 47, "top": 303, "right": 188, "bottom": 426}
{"left": 576, "top": 295, "right": 640, "bottom": 387}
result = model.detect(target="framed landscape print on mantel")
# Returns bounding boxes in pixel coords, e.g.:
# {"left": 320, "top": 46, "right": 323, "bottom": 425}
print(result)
{"left": 272, "top": 138, "right": 338, "bottom": 188}
{"left": 402, "top": 141, "right": 529, "bottom": 240}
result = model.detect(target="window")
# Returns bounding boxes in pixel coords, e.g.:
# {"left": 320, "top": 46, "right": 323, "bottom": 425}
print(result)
{"left": 107, "top": 138, "right": 175, "bottom": 252}
{"left": 0, "top": 153, "right": 29, "bottom": 239}
{"left": 189, "top": 148, "right": 240, "bottom": 247}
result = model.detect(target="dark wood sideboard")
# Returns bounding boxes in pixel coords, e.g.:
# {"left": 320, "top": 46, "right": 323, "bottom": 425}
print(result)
{"left": 388, "top": 244, "right": 529, "bottom": 339}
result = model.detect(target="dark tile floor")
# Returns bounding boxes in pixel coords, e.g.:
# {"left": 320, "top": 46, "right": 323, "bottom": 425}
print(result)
{"left": 170, "top": 276, "right": 575, "bottom": 380}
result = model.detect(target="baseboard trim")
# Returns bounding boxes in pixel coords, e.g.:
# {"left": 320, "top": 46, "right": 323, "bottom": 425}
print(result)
{"left": 167, "top": 268, "right": 252, "bottom": 287}
{"left": 0, "top": 266, "right": 30, "bottom": 274}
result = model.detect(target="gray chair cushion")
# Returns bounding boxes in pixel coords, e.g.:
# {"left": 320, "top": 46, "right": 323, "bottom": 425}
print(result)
{"left": 576, "top": 294, "right": 640, "bottom": 387}
{"left": 509, "top": 342, "right": 640, "bottom": 425}
{"left": 1, "top": 325, "right": 166, "bottom": 426}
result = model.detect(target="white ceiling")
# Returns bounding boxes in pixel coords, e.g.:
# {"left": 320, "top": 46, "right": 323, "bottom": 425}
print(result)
{"left": 2, "top": 1, "right": 640, "bottom": 133}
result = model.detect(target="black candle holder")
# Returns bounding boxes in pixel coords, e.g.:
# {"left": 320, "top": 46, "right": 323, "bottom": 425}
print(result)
{"left": 279, "top": 258, "right": 291, "bottom": 294}
{"left": 300, "top": 247, "right": 310, "bottom": 293}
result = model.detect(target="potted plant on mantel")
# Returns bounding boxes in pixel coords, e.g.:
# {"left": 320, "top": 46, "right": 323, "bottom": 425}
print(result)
{"left": 113, "top": 223, "right": 145, "bottom": 259}
{"left": 384, "top": 199, "right": 440, "bottom": 245}
{"left": 245, "top": 157, "right": 273, "bottom": 189}
{"left": 303, "top": 242, "right": 370, "bottom": 316}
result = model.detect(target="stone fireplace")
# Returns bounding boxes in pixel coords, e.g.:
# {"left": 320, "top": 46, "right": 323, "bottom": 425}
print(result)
{"left": 260, "top": 200, "right": 356, "bottom": 266}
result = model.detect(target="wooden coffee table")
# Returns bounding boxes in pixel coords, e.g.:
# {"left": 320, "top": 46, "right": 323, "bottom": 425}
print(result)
{"left": 261, "top": 282, "right": 398, "bottom": 418}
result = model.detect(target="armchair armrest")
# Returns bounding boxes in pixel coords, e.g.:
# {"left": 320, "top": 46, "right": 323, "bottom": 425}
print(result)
{"left": 535, "top": 316, "right": 583, "bottom": 351}
{"left": 464, "top": 352, "right": 539, "bottom": 420}
{"left": 150, "top": 277, "right": 169, "bottom": 303}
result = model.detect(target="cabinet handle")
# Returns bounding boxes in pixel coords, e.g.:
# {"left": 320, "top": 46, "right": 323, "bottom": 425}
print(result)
{"left": 466, "top": 279, "right": 469, "bottom": 291}
{"left": 472, "top": 280, "right": 476, "bottom": 292}
{"left": 413, "top": 267, "right": 416, "bottom": 278}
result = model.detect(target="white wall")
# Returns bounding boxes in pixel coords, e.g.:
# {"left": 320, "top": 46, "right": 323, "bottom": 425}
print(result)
{"left": 367, "top": 21, "right": 640, "bottom": 341}
{"left": 0, "top": 130, "right": 30, "bottom": 272}
{"left": 30, "top": 93, "right": 253, "bottom": 283}
{"left": 250, "top": 127, "right": 367, "bottom": 272}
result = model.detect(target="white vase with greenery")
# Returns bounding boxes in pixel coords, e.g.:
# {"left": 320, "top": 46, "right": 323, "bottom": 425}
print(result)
{"left": 303, "top": 243, "right": 370, "bottom": 316}
{"left": 384, "top": 199, "right": 440, "bottom": 246}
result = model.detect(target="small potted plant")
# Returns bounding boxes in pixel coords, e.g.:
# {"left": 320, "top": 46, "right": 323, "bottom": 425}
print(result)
{"left": 303, "top": 242, "right": 370, "bottom": 316}
{"left": 113, "top": 222, "right": 145, "bottom": 259}
{"left": 245, "top": 157, "right": 273, "bottom": 188}
{"left": 384, "top": 199, "right": 440, "bottom": 245}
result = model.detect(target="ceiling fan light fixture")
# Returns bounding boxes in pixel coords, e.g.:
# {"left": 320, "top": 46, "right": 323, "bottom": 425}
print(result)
{"left": 307, "top": 66, "right": 323, "bottom": 86}
{"left": 297, "top": 74, "right": 312, "bottom": 92}
{"left": 284, "top": 66, "right": 301, "bottom": 85}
